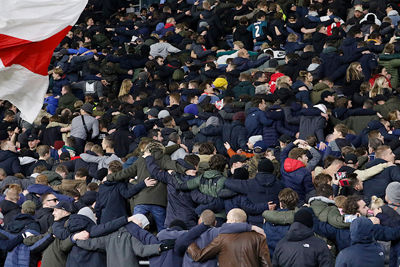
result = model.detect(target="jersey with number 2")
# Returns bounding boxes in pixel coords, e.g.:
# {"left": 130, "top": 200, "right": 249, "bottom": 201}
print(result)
{"left": 247, "top": 21, "right": 267, "bottom": 39}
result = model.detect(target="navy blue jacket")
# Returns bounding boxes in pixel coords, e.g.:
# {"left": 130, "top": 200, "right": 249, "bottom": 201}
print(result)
{"left": 313, "top": 217, "right": 400, "bottom": 251}
{"left": 5, "top": 213, "right": 40, "bottom": 234}
{"left": 0, "top": 231, "right": 23, "bottom": 252}
{"left": 263, "top": 218, "right": 290, "bottom": 256}
{"left": 224, "top": 172, "right": 282, "bottom": 226}
{"left": 0, "top": 151, "right": 21, "bottom": 176}
{"left": 222, "top": 121, "right": 248, "bottom": 151}
{"left": 0, "top": 200, "right": 20, "bottom": 227}
{"left": 363, "top": 158, "right": 400, "bottom": 204}
{"left": 273, "top": 222, "right": 333, "bottom": 267}
{"left": 195, "top": 125, "right": 224, "bottom": 154}
{"left": 95, "top": 180, "right": 146, "bottom": 224}
{"left": 145, "top": 156, "right": 214, "bottom": 229}
{"left": 280, "top": 143, "right": 314, "bottom": 204}
{"left": 335, "top": 217, "right": 385, "bottom": 267}
{"left": 52, "top": 214, "right": 128, "bottom": 267}
{"left": 245, "top": 107, "right": 273, "bottom": 138}
{"left": 195, "top": 194, "right": 267, "bottom": 225}
{"left": 264, "top": 106, "right": 295, "bottom": 147}
{"left": 126, "top": 222, "right": 209, "bottom": 267}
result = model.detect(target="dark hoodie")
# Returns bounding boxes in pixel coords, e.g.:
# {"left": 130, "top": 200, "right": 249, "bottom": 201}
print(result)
{"left": 273, "top": 222, "right": 333, "bottom": 267}
{"left": 110, "top": 115, "right": 135, "bottom": 158}
{"left": 34, "top": 207, "right": 54, "bottom": 234}
{"left": 224, "top": 172, "right": 283, "bottom": 226}
{"left": 5, "top": 213, "right": 40, "bottom": 234}
{"left": 52, "top": 213, "right": 128, "bottom": 267}
{"left": 363, "top": 158, "right": 400, "bottom": 204}
{"left": 335, "top": 217, "right": 384, "bottom": 267}
{"left": 0, "top": 150, "right": 21, "bottom": 176}
{"left": 0, "top": 200, "right": 20, "bottom": 226}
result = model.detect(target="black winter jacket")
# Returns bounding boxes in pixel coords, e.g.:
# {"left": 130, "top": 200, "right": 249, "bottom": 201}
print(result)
{"left": 273, "top": 222, "right": 333, "bottom": 267}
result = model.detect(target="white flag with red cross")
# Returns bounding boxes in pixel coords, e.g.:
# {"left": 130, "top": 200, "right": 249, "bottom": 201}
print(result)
{"left": 0, "top": 0, "right": 88, "bottom": 123}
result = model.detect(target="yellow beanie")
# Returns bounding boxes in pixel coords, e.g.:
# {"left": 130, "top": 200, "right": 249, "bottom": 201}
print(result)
{"left": 213, "top": 77, "right": 228, "bottom": 90}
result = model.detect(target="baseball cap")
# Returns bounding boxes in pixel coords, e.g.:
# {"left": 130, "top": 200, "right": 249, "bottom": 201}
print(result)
{"left": 147, "top": 108, "right": 159, "bottom": 118}
{"left": 27, "top": 134, "right": 38, "bottom": 141}
{"left": 387, "top": 3, "right": 395, "bottom": 9}
{"left": 321, "top": 91, "right": 335, "bottom": 100}
{"left": 344, "top": 154, "right": 358, "bottom": 164}
{"left": 229, "top": 155, "right": 246, "bottom": 166}
{"left": 53, "top": 201, "right": 75, "bottom": 213}
{"left": 253, "top": 141, "right": 268, "bottom": 153}
{"left": 354, "top": 6, "right": 363, "bottom": 12}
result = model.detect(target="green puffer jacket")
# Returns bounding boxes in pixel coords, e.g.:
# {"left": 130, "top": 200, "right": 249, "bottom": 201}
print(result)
{"left": 378, "top": 54, "right": 400, "bottom": 88}
{"left": 262, "top": 208, "right": 298, "bottom": 224}
{"left": 309, "top": 196, "right": 349, "bottom": 229}
{"left": 184, "top": 170, "right": 226, "bottom": 198}
{"left": 232, "top": 81, "right": 255, "bottom": 99}
{"left": 374, "top": 97, "right": 400, "bottom": 118}
{"left": 107, "top": 150, "right": 187, "bottom": 207}
{"left": 310, "top": 82, "right": 331, "bottom": 105}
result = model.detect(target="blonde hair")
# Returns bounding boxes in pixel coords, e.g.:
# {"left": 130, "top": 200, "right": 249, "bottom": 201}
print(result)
{"left": 388, "top": 110, "right": 399, "bottom": 121}
{"left": 334, "top": 195, "right": 347, "bottom": 209}
{"left": 276, "top": 76, "right": 291, "bottom": 89}
{"left": 370, "top": 195, "right": 384, "bottom": 210}
{"left": 346, "top": 62, "right": 363, "bottom": 82}
{"left": 119, "top": 79, "right": 133, "bottom": 97}
{"left": 91, "top": 144, "right": 104, "bottom": 156}
{"left": 370, "top": 76, "right": 387, "bottom": 98}
{"left": 233, "top": 41, "right": 244, "bottom": 49}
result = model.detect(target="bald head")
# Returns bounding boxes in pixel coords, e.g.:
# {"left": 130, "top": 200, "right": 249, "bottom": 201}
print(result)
{"left": 227, "top": 208, "right": 247, "bottom": 223}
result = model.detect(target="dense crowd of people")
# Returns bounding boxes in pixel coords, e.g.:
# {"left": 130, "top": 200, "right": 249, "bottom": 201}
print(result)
{"left": 3, "top": 0, "right": 400, "bottom": 266}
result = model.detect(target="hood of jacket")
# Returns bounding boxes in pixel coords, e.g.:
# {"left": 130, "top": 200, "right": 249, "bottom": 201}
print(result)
{"left": 35, "top": 207, "right": 53, "bottom": 220}
{"left": 152, "top": 149, "right": 167, "bottom": 161}
{"left": 67, "top": 214, "right": 95, "bottom": 233}
{"left": 388, "top": 10, "right": 399, "bottom": 17}
{"left": 350, "top": 217, "right": 374, "bottom": 244}
{"left": 0, "top": 199, "right": 20, "bottom": 214}
{"left": 202, "top": 170, "right": 223, "bottom": 179}
{"left": 255, "top": 172, "right": 278, "bottom": 187}
{"left": 312, "top": 82, "right": 330, "bottom": 92}
{"left": 286, "top": 222, "right": 314, "bottom": 241}
{"left": 284, "top": 158, "right": 305, "bottom": 173}
{"left": 308, "top": 196, "right": 335, "bottom": 205}
{"left": 6, "top": 213, "right": 37, "bottom": 234}
{"left": 205, "top": 116, "right": 220, "bottom": 127}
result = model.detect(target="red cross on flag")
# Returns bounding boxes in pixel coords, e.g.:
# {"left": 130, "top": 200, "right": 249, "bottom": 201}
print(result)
{"left": 0, "top": 0, "right": 88, "bottom": 123}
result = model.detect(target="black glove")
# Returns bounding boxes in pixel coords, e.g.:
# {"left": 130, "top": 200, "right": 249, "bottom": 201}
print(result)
{"left": 160, "top": 239, "right": 175, "bottom": 252}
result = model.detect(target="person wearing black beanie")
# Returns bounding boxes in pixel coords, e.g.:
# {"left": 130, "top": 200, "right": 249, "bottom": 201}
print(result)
{"left": 258, "top": 158, "right": 275, "bottom": 173}
{"left": 293, "top": 207, "right": 313, "bottom": 228}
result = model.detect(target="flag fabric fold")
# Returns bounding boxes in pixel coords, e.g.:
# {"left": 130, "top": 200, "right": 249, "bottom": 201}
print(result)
{"left": 0, "top": 0, "right": 88, "bottom": 123}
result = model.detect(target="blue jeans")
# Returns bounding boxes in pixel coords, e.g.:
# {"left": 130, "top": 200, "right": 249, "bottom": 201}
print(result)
{"left": 134, "top": 204, "right": 166, "bottom": 232}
